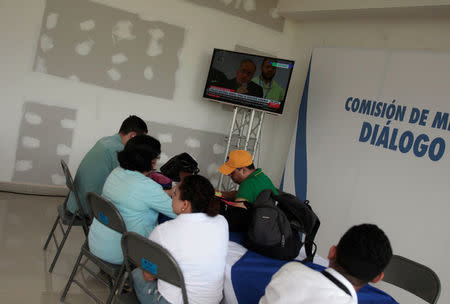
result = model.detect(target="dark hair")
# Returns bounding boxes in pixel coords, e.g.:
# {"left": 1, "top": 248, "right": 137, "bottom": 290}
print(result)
{"left": 262, "top": 57, "right": 277, "bottom": 66}
{"left": 119, "top": 115, "right": 148, "bottom": 135}
{"left": 336, "top": 224, "right": 393, "bottom": 283}
{"left": 246, "top": 163, "right": 255, "bottom": 170}
{"left": 240, "top": 59, "right": 256, "bottom": 71}
{"left": 178, "top": 175, "right": 219, "bottom": 217}
{"left": 117, "top": 135, "right": 161, "bottom": 172}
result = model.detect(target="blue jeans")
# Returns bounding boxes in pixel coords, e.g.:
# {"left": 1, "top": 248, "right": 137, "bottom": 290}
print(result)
{"left": 132, "top": 268, "right": 171, "bottom": 304}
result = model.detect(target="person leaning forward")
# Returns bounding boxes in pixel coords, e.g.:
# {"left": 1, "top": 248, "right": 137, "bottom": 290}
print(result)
{"left": 67, "top": 115, "right": 148, "bottom": 215}
{"left": 218, "top": 150, "right": 278, "bottom": 208}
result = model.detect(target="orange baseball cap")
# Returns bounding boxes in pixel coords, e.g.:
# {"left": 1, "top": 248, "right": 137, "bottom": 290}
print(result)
{"left": 218, "top": 150, "right": 253, "bottom": 175}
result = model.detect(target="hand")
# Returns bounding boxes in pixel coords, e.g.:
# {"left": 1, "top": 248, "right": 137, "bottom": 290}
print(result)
{"left": 236, "top": 86, "right": 249, "bottom": 94}
{"left": 143, "top": 270, "right": 156, "bottom": 281}
{"left": 164, "top": 188, "right": 175, "bottom": 198}
{"left": 221, "top": 190, "right": 238, "bottom": 201}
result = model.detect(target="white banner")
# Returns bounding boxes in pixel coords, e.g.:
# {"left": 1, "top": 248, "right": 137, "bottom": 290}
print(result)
{"left": 283, "top": 48, "right": 450, "bottom": 303}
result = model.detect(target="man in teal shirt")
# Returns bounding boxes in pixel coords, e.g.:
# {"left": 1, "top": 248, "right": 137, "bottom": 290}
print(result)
{"left": 218, "top": 149, "right": 278, "bottom": 206}
{"left": 252, "top": 57, "right": 285, "bottom": 103}
{"left": 67, "top": 115, "right": 148, "bottom": 214}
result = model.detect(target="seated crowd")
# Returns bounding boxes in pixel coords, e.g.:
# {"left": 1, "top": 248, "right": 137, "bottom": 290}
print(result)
{"left": 67, "top": 115, "right": 393, "bottom": 304}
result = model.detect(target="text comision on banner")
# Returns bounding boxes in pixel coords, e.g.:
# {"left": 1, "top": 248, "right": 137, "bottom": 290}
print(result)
{"left": 345, "top": 97, "right": 447, "bottom": 161}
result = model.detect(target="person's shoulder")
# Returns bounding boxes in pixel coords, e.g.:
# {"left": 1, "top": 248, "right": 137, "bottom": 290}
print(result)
{"left": 277, "top": 262, "right": 322, "bottom": 281}
{"left": 257, "top": 169, "right": 275, "bottom": 182}
{"left": 273, "top": 80, "right": 283, "bottom": 89}
{"left": 280, "top": 261, "right": 308, "bottom": 272}
{"left": 214, "top": 214, "right": 229, "bottom": 227}
{"left": 151, "top": 217, "right": 179, "bottom": 238}
{"left": 99, "top": 134, "right": 123, "bottom": 150}
{"left": 108, "top": 166, "right": 122, "bottom": 176}
{"left": 133, "top": 172, "right": 163, "bottom": 190}
{"left": 249, "top": 81, "right": 263, "bottom": 90}
{"left": 243, "top": 169, "right": 263, "bottom": 183}
{"left": 97, "top": 134, "right": 116, "bottom": 143}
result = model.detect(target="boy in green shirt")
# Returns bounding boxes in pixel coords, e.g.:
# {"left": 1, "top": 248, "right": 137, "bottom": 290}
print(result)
{"left": 218, "top": 150, "right": 278, "bottom": 206}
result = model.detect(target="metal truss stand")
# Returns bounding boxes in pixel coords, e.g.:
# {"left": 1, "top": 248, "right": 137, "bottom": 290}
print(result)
{"left": 218, "top": 106, "right": 265, "bottom": 191}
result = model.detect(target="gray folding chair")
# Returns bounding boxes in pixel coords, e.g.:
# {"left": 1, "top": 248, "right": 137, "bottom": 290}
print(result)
{"left": 61, "top": 192, "right": 127, "bottom": 304}
{"left": 115, "top": 232, "right": 189, "bottom": 304}
{"left": 43, "top": 159, "right": 91, "bottom": 273}
{"left": 382, "top": 254, "right": 441, "bottom": 304}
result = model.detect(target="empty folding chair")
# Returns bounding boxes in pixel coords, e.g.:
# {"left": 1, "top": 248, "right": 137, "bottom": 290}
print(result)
{"left": 61, "top": 192, "right": 127, "bottom": 304}
{"left": 43, "top": 159, "right": 90, "bottom": 273}
{"left": 115, "top": 232, "right": 189, "bottom": 304}
{"left": 382, "top": 254, "right": 441, "bottom": 304}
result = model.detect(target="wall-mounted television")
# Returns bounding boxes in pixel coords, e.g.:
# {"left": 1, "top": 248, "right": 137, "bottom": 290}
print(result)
{"left": 203, "top": 48, "right": 295, "bottom": 115}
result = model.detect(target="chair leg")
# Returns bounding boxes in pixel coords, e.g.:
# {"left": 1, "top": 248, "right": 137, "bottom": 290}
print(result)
{"left": 82, "top": 221, "right": 89, "bottom": 237}
{"left": 48, "top": 218, "right": 74, "bottom": 273}
{"left": 106, "top": 265, "right": 125, "bottom": 304}
{"left": 43, "top": 215, "right": 60, "bottom": 250}
{"left": 61, "top": 249, "right": 84, "bottom": 302}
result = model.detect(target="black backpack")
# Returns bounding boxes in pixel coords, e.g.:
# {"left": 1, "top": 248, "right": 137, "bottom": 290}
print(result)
{"left": 160, "top": 153, "right": 199, "bottom": 182}
{"left": 243, "top": 189, "right": 320, "bottom": 261}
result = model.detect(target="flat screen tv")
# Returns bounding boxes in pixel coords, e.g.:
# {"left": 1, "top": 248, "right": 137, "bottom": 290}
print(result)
{"left": 203, "top": 48, "right": 294, "bottom": 115}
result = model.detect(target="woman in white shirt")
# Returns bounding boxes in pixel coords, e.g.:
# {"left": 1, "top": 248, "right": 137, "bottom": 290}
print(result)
{"left": 132, "top": 175, "right": 229, "bottom": 304}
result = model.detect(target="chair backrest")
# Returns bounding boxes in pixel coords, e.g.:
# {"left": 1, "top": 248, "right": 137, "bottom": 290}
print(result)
{"left": 121, "top": 232, "right": 189, "bottom": 304}
{"left": 60, "top": 159, "right": 84, "bottom": 213}
{"left": 382, "top": 255, "right": 441, "bottom": 304}
{"left": 86, "top": 192, "right": 127, "bottom": 234}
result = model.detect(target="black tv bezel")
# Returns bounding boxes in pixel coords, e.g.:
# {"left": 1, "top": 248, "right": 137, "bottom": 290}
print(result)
{"left": 202, "top": 48, "right": 295, "bottom": 116}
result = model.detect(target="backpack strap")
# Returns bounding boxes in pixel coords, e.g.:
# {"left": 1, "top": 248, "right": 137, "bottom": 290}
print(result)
{"left": 321, "top": 270, "right": 352, "bottom": 296}
{"left": 302, "top": 200, "right": 320, "bottom": 262}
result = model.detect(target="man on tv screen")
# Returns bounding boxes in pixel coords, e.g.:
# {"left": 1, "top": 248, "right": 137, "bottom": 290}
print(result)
{"left": 222, "top": 59, "right": 263, "bottom": 98}
{"left": 252, "top": 58, "right": 285, "bottom": 102}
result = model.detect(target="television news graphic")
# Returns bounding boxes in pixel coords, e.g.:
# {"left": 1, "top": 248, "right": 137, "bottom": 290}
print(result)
{"left": 203, "top": 49, "right": 295, "bottom": 115}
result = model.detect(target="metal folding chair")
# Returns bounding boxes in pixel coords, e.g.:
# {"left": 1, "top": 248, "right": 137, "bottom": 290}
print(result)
{"left": 61, "top": 192, "right": 127, "bottom": 304}
{"left": 382, "top": 254, "right": 441, "bottom": 304}
{"left": 43, "top": 159, "right": 90, "bottom": 273}
{"left": 115, "top": 232, "right": 189, "bottom": 304}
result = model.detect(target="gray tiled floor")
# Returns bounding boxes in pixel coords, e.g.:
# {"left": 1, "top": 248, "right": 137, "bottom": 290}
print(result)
{"left": 0, "top": 192, "right": 110, "bottom": 304}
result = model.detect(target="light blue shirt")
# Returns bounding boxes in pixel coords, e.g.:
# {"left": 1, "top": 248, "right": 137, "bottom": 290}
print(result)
{"left": 67, "top": 134, "right": 124, "bottom": 214}
{"left": 88, "top": 167, "right": 176, "bottom": 264}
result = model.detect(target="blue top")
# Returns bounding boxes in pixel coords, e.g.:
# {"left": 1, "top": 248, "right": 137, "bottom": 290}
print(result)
{"left": 88, "top": 167, "right": 177, "bottom": 264}
{"left": 67, "top": 134, "right": 124, "bottom": 214}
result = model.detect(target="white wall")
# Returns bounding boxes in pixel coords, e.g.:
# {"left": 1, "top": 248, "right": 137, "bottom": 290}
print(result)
{"left": 0, "top": 0, "right": 302, "bottom": 185}
{"left": 290, "top": 16, "right": 450, "bottom": 304}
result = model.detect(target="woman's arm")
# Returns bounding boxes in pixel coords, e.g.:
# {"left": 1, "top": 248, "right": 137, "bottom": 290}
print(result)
{"left": 144, "top": 184, "right": 177, "bottom": 218}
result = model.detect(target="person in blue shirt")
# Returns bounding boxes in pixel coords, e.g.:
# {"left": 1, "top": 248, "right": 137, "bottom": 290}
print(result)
{"left": 67, "top": 115, "right": 148, "bottom": 214}
{"left": 88, "top": 135, "right": 176, "bottom": 264}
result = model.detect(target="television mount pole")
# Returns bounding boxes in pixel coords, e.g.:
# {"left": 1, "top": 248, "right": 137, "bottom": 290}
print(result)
{"left": 218, "top": 106, "right": 264, "bottom": 191}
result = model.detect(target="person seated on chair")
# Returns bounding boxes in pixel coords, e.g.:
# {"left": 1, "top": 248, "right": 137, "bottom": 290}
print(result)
{"left": 217, "top": 149, "right": 278, "bottom": 208}
{"left": 67, "top": 115, "right": 148, "bottom": 215}
{"left": 132, "top": 175, "right": 229, "bottom": 304}
{"left": 88, "top": 135, "right": 176, "bottom": 264}
{"left": 259, "top": 223, "right": 393, "bottom": 304}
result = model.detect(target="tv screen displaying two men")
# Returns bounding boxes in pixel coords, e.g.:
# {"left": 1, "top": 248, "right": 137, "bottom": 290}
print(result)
{"left": 203, "top": 49, "right": 295, "bottom": 115}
